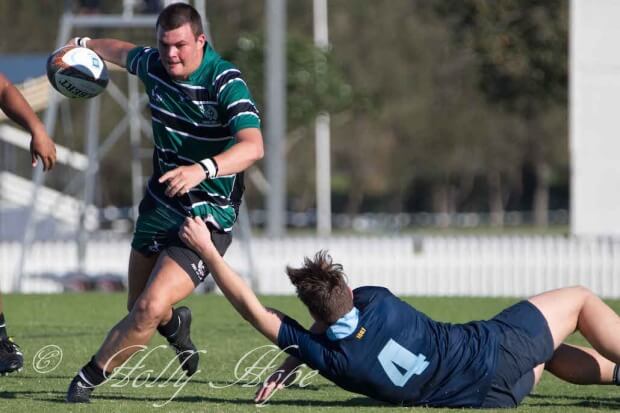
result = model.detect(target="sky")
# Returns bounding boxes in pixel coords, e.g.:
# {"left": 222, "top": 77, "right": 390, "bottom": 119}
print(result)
{"left": 0, "top": 54, "right": 48, "bottom": 83}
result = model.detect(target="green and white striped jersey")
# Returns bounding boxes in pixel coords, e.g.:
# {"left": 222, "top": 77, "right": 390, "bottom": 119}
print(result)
{"left": 126, "top": 44, "right": 260, "bottom": 232}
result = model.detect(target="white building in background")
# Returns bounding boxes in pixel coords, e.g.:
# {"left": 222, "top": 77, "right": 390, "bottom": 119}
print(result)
{"left": 571, "top": 0, "right": 620, "bottom": 236}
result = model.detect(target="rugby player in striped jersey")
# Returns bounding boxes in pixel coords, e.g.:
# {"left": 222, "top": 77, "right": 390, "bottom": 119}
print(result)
{"left": 66, "top": 3, "right": 263, "bottom": 402}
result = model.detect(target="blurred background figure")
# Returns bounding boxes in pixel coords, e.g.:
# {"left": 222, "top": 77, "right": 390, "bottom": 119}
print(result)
{"left": 0, "top": 72, "right": 56, "bottom": 374}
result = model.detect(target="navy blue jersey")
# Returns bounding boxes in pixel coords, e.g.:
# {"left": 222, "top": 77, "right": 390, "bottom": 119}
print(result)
{"left": 277, "top": 286, "right": 501, "bottom": 407}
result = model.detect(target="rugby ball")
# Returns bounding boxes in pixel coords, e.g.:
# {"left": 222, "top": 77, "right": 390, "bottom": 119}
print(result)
{"left": 46, "top": 45, "right": 108, "bottom": 98}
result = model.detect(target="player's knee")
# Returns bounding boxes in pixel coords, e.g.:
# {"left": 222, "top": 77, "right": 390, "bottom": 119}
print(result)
{"left": 133, "top": 297, "right": 169, "bottom": 329}
{"left": 570, "top": 285, "right": 594, "bottom": 299}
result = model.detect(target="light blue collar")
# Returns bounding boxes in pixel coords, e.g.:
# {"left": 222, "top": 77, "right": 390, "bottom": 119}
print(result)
{"left": 326, "top": 307, "right": 359, "bottom": 341}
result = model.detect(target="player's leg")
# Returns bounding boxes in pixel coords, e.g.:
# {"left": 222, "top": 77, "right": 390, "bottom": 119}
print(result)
{"left": 66, "top": 254, "right": 195, "bottom": 403}
{"left": 95, "top": 254, "right": 195, "bottom": 368}
{"left": 126, "top": 248, "right": 159, "bottom": 312}
{"left": 533, "top": 363, "right": 545, "bottom": 385}
{"left": 125, "top": 247, "right": 193, "bottom": 357}
{"left": 528, "top": 286, "right": 620, "bottom": 363}
{"left": 0, "top": 293, "right": 4, "bottom": 337}
{"left": 545, "top": 343, "right": 618, "bottom": 384}
{"left": 156, "top": 230, "right": 231, "bottom": 371}
{"left": 128, "top": 199, "right": 210, "bottom": 371}
{"left": 0, "top": 292, "right": 23, "bottom": 375}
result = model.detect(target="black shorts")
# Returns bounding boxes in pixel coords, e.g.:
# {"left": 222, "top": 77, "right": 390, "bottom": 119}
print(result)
{"left": 481, "top": 300, "right": 555, "bottom": 408}
{"left": 165, "top": 231, "right": 232, "bottom": 286}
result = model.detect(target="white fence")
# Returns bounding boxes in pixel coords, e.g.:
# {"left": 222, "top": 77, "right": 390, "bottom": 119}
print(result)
{"left": 1, "top": 235, "right": 619, "bottom": 297}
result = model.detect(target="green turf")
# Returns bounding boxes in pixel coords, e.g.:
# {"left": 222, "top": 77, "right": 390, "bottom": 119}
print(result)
{"left": 0, "top": 293, "right": 618, "bottom": 412}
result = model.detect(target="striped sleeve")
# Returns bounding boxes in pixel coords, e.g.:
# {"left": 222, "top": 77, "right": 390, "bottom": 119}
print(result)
{"left": 214, "top": 65, "right": 260, "bottom": 134}
{"left": 126, "top": 46, "right": 156, "bottom": 80}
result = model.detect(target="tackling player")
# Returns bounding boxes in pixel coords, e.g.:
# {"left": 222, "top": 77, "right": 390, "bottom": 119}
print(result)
{"left": 0, "top": 72, "right": 57, "bottom": 374}
{"left": 66, "top": 3, "right": 263, "bottom": 402}
{"left": 179, "top": 215, "right": 620, "bottom": 408}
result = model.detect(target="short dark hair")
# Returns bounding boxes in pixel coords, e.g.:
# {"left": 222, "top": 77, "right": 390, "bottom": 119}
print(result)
{"left": 156, "top": 3, "right": 204, "bottom": 38}
{"left": 286, "top": 251, "right": 353, "bottom": 324}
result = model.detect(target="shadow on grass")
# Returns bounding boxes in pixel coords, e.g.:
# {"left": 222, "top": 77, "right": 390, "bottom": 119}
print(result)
{"left": 9, "top": 384, "right": 616, "bottom": 410}
{"left": 0, "top": 389, "right": 65, "bottom": 401}
{"left": 38, "top": 393, "right": 391, "bottom": 408}
{"left": 21, "top": 383, "right": 387, "bottom": 408}
{"left": 11, "top": 375, "right": 332, "bottom": 392}
{"left": 527, "top": 393, "right": 620, "bottom": 410}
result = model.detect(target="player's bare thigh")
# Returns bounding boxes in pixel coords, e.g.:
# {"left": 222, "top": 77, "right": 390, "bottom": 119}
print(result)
{"left": 526, "top": 286, "right": 591, "bottom": 349}
{"left": 127, "top": 248, "right": 159, "bottom": 311}
{"left": 136, "top": 252, "right": 196, "bottom": 318}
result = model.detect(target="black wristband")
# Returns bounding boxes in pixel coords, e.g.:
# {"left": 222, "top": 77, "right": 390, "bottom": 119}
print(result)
{"left": 211, "top": 157, "right": 219, "bottom": 177}
{"left": 76, "top": 37, "right": 91, "bottom": 48}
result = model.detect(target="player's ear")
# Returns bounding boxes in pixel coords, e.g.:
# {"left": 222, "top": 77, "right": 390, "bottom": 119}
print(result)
{"left": 196, "top": 33, "right": 207, "bottom": 48}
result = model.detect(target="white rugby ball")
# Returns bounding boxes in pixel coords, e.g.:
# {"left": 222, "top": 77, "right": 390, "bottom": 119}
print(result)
{"left": 46, "top": 45, "right": 109, "bottom": 98}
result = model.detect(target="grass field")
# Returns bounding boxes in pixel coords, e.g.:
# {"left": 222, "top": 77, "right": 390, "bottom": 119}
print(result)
{"left": 0, "top": 293, "right": 618, "bottom": 412}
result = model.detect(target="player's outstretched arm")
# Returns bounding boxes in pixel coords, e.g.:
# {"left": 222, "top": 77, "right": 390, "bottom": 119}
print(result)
{"left": 0, "top": 73, "right": 56, "bottom": 170}
{"left": 179, "top": 216, "right": 283, "bottom": 343}
{"left": 68, "top": 37, "right": 135, "bottom": 68}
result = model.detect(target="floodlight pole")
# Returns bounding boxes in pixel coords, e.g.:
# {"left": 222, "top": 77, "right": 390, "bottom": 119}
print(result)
{"left": 265, "top": 0, "right": 287, "bottom": 237}
{"left": 313, "top": 0, "right": 332, "bottom": 235}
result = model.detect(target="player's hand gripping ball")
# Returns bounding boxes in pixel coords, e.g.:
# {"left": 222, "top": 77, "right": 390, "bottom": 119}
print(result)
{"left": 46, "top": 45, "right": 108, "bottom": 98}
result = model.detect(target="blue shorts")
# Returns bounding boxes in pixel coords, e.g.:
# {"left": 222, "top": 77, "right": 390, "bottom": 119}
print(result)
{"left": 481, "top": 300, "right": 554, "bottom": 408}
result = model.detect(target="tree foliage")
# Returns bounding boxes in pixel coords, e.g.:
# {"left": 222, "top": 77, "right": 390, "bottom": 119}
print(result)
{"left": 435, "top": 0, "right": 568, "bottom": 224}
{"left": 436, "top": 0, "right": 567, "bottom": 115}
{"left": 223, "top": 32, "right": 353, "bottom": 131}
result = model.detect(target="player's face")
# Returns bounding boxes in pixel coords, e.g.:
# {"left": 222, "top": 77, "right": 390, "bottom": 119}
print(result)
{"left": 157, "top": 23, "right": 206, "bottom": 80}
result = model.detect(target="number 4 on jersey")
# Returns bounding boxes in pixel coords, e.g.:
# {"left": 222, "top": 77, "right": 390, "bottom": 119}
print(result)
{"left": 377, "top": 339, "right": 429, "bottom": 387}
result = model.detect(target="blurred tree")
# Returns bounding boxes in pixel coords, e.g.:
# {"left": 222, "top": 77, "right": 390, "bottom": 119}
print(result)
{"left": 328, "top": 1, "right": 517, "bottom": 218}
{"left": 222, "top": 32, "right": 353, "bottom": 210}
{"left": 223, "top": 32, "right": 353, "bottom": 133}
{"left": 436, "top": 0, "right": 568, "bottom": 225}
{"left": 0, "top": 2, "right": 62, "bottom": 52}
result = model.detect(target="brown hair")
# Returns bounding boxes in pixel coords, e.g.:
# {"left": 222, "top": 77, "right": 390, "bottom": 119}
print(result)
{"left": 156, "top": 3, "right": 204, "bottom": 38}
{"left": 286, "top": 250, "right": 353, "bottom": 324}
